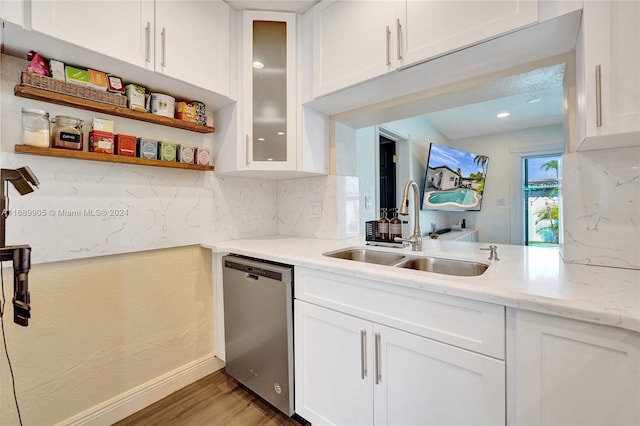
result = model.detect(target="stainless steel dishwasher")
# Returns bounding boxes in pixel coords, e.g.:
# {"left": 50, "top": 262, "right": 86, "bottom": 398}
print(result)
{"left": 222, "top": 254, "right": 294, "bottom": 416}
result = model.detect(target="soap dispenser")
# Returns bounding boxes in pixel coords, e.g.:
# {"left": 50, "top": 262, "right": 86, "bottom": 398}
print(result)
{"left": 390, "top": 208, "right": 402, "bottom": 240}
{"left": 377, "top": 208, "right": 389, "bottom": 240}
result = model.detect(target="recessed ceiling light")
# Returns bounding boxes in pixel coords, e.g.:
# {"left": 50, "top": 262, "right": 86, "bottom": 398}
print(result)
{"left": 527, "top": 97, "right": 542, "bottom": 104}
{"left": 277, "top": 131, "right": 285, "bottom": 136}
{"left": 252, "top": 61, "right": 264, "bottom": 69}
{"left": 257, "top": 137, "right": 265, "bottom": 141}
{"left": 267, "top": 158, "right": 273, "bottom": 161}
{"left": 497, "top": 112, "right": 510, "bottom": 118}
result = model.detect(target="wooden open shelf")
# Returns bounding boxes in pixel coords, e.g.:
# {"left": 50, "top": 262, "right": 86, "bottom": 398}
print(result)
{"left": 14, "top": 85, "right": 215, "bottom": 134}
{"left": 15, "top": 145, "right": 214, "bottom": 171}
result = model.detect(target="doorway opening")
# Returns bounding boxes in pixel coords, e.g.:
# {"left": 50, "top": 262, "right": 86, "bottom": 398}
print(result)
{"left": 379, "top": 135, "right": 397, "bottom": 211}
{"left": 523, "top": 153, "right": 561, "bottom": 246}
{"left": 374, "top": 125, "right": 410, "bottom": 225}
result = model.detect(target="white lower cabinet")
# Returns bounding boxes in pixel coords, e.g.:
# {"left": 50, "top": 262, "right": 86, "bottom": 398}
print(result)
{"left": 294, "top": 301, "right": 374, "bottom": 425}
{"left": 374, "top": 323, "right": 505, "bottom": 426}
{"left": 295, "top": 300, "right": 505, "bottom": 425}
{"left": 509, "top": 309, "right": 640, "bottom": 425}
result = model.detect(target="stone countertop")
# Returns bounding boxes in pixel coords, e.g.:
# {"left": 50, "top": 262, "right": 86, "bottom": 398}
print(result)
{"left": 202, "top": 237, "right": 640, "bottom": 333}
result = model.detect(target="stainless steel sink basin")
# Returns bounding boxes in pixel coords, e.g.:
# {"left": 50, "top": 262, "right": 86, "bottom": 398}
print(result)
{"left": 323, "top": 248, "right": 406, "bottom": 265}
{"left": 395, "top": 256, "right": 488, "bottom": 276}
{"left": 323, "top": 247, "right": 488, "bottom": 276}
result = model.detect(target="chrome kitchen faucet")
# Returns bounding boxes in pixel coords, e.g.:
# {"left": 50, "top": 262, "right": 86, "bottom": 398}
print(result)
{"left": 395, "top": 180, "right": 422, "bottom": 251}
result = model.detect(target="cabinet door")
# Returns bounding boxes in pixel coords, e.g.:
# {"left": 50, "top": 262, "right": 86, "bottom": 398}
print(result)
{"left": 510, "top": 309, "right": 640, "bottom": 425}
{"left": 155, "top": 0, "right": 229, "bottom": 95}
{"left": 242, "top": 11, "right": 297, "bottom": 171}
{"left": 294, "top": 301, "right": 374, "bottom": 426}
{"left": 374, "top": 324, "right": 505, "bottom": 426}
{"left": 30, "top": 0, "right": 153, "bottom": 68}
{"left": 313, "top": 0, "right": 396, "bottom": 97}
{"left": 400, "top": 0, "right": 537, "bottom": 68}
{"left": 577, "top": 0, "right": 640, "bottom": 150}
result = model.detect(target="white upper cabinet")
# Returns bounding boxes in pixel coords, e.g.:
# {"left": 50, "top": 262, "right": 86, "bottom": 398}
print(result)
{"left": 313, "top": 1, "right": 397, "bottom": 98}
{"left": 30, "top": 0, "right": 153, "bottom": 69}
{"left": 401, "top": 0, "right": 538, "bottom": 67}
{"left": 28, "top": 0, "right": 230, "bottom": 96}
{"left": 312, "top": 0, "right": 538, "bottom": 98}
{"left": 155, "top": 0, "right": 229, "bottom": 95}
{"left": 242, "top": 11, "right": 297, "bottom": 171}
{"left": 576, "top": 0, "right": 640, "bottom": 151}
{"left": 213, "top": 10, "right": 328, "bottom": 177}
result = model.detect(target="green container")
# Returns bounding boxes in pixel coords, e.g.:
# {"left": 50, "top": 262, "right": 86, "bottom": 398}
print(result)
{"left": 64, "top": 65, "right": 90, "bottom": 86}
{"left": 158, "top": 141, "right": 177, "bottom": 161}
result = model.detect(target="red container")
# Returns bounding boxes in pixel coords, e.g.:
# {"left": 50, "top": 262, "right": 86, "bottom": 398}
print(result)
{"left": 115, "top": 134, "right": 137, "bottom": 157}
{"left": 89, "top": 130, "right": 114, "bottom": 154}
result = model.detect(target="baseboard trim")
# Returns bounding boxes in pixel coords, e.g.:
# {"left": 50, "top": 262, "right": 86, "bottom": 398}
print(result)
{"left": 56, "top": 354, "right": 225, "bottom": 426}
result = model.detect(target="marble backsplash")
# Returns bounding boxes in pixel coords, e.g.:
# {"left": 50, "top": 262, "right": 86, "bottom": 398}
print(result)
{"left": 277, "top": 175, "right": 359, "bottom": 240}
{"left": 561, "top": 146, "right": 640, "bottom": 270}
{"left": 1, "top": 152, "right": 278, "bottom": 263}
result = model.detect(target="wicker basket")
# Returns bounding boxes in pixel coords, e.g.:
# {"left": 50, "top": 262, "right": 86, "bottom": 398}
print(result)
{"left": 20, "top": 72, "right": 127, "bottom": 108}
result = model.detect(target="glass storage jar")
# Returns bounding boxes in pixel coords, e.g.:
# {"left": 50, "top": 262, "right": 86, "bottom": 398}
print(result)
{"left": 51, "top": 115, "right": 84, "bottom": 150}
{"left": 21, "top": 108, "right": 50, "bottom": 147}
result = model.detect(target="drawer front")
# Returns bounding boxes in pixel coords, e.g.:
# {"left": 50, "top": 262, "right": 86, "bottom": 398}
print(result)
{"left": 295, "top": 267, "right": 505, "bottom": 359}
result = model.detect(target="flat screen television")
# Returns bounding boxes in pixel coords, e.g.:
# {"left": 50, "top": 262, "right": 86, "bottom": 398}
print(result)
{"left": 422, "top": 143, "right": 489, "bottom": 211}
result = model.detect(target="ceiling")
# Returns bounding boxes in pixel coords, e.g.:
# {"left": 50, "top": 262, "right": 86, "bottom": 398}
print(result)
{"left": 423, "top": 65, "right": 566, "bottom": 140}
{"left": 225, "top": 0, "right": 319, "bottom": 13}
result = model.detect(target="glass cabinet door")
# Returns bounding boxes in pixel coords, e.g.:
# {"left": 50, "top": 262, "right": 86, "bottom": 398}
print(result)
{"left": 243, "top": 11, "right": 296, "bottom": 170}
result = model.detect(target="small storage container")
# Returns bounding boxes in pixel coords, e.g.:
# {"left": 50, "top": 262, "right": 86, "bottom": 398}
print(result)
{"left": 150, "top": 93, "right": 175, "bottom": 118}
{"left": 178, "top": 145, "right": 195, "bottom": 164}
{"left": 89, "top": 130, "right": 114, "bottom": 154}
{"left": 115, "top": 134, "right": 137, "bottom": 157}
{"left": 21, "top": 108, "right": 50, "bottom": 147}
{"left": 137, "top": 138, "right": 158, "bottom": 159}
{"left": 126, "top": 84, "right": 146, "bottom": 112}
{"left": 158, "top": 141, "right": 177, "bottom": 161}
{"left": 195, "top": 147, "right": 210, "bottom": 166}
{"left": 51, "top": 115, "right": 83, "bottom": 150}
{"left": 175, "top": 101, "right": 197, "bottom": 123}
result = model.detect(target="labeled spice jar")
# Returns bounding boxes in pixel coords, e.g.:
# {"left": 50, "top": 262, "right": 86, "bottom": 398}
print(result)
{"left": 21, "top": 108, "right": 50, "bottom": 147}
{"left": 51, "top": 115, "right": 83, "bottom": 150}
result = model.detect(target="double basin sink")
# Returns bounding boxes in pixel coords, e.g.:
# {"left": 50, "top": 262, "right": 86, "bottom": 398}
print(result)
{"left": 323, "top": 247, "right": 488, "bottom": 277}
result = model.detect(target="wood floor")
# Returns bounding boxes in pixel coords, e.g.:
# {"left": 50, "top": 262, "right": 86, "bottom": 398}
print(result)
{"left": 114, "top": 369, "right": 305, "bottom": 426}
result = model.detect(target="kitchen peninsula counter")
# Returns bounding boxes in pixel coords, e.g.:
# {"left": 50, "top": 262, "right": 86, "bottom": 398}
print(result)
{"left": 202, "top": 237, "right": 640, "bottom": 333}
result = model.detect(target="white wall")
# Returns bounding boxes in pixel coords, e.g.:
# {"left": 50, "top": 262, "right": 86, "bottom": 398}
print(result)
{"left": 355, "top": 127, "right": 376, "bottom": 231}
{"left": 0, "top": 245, "right": 215, "bottom": 425}
{"left": 451, "top": 124, "right": 564, "bottom": 244}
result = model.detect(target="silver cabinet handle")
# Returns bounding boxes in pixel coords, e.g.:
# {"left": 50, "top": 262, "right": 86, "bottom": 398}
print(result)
{"left": 144, "top": 22, "right": 151, "bottom": 63}
{"left": 360, "top": 329, "right": 367, "bottom": 379}
{"left": 386, "top": 26, "right": 391, "bottom": 66}
{"left": 396, "top": 18, "right": 402, "bottom": 60}
{"left": 245, "top": 134, "right": 250, "bottom": 166}
{"left": 375, "top": 332, "right": 381, "bottom": 385}
{"left": 161, "top": 27, "right": 167, "bottom": 67}
{"left": 595, "top": 64, "right": 602, "bottom": 127}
